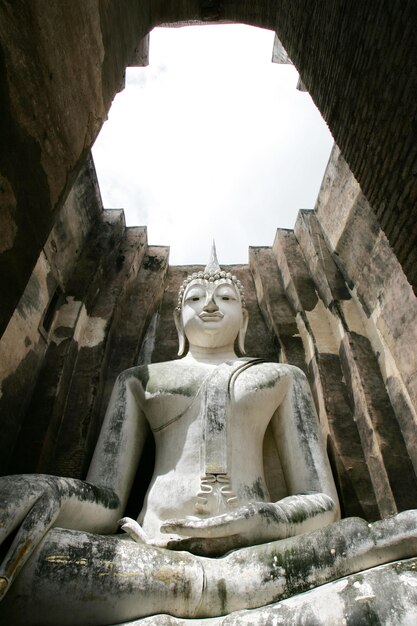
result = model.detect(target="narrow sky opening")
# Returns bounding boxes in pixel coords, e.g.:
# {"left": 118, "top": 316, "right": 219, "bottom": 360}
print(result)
{"left": 92, "top": 25, "right": 333, "bottom": 265}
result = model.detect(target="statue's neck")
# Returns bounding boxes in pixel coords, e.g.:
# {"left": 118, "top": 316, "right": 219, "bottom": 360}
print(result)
{"left": 184, "top": 344, "right": 238, "bottom": 366}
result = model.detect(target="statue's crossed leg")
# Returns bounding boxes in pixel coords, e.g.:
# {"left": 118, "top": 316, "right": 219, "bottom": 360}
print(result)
{"left": 2, "top": 511, "right": 417, "bottom": 626}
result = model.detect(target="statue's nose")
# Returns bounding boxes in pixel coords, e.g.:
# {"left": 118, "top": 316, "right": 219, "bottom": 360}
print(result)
{"left": 203, "top": 295, "right": 219, "bottom": 312}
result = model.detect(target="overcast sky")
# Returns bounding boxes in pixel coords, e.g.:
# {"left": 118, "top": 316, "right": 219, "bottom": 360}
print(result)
{"left": 92, "top": 25, "right": 333, "bottom": 266}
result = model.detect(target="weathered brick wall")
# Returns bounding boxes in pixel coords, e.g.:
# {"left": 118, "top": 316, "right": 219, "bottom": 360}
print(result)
{"left": 269, "top": 2, "right": 417, "bottom": 291}
{"left": 5, "top": 223, "right": 168, "bottom": 479}
{"left": 0, "top": 156, "right": 103, "bottom": 473}
{"left": 316, "top": 145, "right": 417, "bottom": 452}
{"left": 0, "top": 0, "right": 151, "bottom": 335}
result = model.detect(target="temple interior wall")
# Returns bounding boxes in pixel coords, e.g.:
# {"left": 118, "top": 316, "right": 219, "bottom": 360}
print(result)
{"left": 0, "top": 2, "right": 416, "bottom": 339}
{"left": 1, "top": 144, "right": 416, "bottom": 522}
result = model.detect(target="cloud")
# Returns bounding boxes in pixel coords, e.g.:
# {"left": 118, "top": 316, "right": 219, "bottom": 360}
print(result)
{"left": 92, "top": 25, "right": 333, "bottom": 265}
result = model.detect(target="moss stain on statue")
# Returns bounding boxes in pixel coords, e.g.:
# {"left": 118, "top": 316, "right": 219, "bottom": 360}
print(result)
{"left": 238, "top": 477, "right": 268, "bottom": 501}
{"left": 217, "top": 578, "right": 228, "bottom": 615}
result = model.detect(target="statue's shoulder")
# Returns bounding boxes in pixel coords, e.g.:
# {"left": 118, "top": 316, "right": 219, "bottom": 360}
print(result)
{"left": 117, "top": 359, "right": 204, "bottom": 396}
{"left": 261, "top": 361, "right": 306, "bottom": 375}
{"left": 242, "top": 359, "right": 306, "bottom": 389}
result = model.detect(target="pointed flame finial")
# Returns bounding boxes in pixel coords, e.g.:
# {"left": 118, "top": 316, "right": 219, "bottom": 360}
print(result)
{"left": 204, "top": 240, "right": 221, "bottom": 275}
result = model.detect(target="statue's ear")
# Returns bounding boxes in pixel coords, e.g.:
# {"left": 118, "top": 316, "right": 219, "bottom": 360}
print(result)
{"left": 174, "top": 309, "right": 187, "bottom": 356}
{"left": 237, "top": 308, "right": 249, "bottom": 355}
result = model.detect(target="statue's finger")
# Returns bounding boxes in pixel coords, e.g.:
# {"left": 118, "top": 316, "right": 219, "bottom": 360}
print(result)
{"left": 160, "top": 518, "right": 191, "bottom": 535}
{"left": 118, "top": 517, "right": 148, "bottom": 543}
{"left": 161, "top": 513, "right": 242, "bottom": 538}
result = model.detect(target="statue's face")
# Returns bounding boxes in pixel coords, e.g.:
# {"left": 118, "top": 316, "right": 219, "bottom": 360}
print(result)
{"left": 181, "top": 279, "right": 244, "bottom": 349}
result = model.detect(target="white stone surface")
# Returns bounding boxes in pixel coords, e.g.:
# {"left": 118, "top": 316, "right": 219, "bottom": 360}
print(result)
{"left": 73, "top": 304, "right": 108, "bottom": 348}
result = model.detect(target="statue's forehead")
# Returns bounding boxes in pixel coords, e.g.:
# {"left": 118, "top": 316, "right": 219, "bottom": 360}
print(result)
{"left": 183, "top": 278, "right": 238, "bottom": 296}
{"left": 176, "top": 270, "right": 246, "bottom": 311}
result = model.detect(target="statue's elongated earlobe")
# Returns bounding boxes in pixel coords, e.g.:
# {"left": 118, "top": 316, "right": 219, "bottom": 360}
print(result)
{"left": 238, "top": 309, "right": 249, "bottom": 355}
{"left": 174, "top": 309, "right": 187, "bottom": 356}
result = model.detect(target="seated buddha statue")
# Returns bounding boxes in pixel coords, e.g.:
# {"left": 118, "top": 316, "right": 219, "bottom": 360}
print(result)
{"left": 1, "top": 246, "right": 417, "bottom": 625}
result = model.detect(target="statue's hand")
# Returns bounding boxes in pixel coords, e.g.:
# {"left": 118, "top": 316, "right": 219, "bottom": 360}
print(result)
{"left": 162, "top": 502, "right": 285, "bottom": 543}
{"left": 0, "top": 474, "right": 120, "bottom": 600}
{"left": 161, "top": 493, "right": 337, "bottom": 553}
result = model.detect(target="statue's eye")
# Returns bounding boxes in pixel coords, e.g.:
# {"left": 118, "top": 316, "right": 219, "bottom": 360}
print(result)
{"left": 191, "top": 296, "right": 200, "bottom": 301}
{"left": 221, "top": 296, "right": 230, "bottom": 301}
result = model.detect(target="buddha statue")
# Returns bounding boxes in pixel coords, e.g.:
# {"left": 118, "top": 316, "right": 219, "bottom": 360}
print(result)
{"left": 1, "top": 245, "right": 417, "bottom": 625}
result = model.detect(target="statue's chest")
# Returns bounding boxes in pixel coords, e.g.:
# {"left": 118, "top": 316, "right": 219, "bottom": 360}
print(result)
{"left": 142, "top": 362, "right": 280, "bottom": 434}
{"left": 142, "top": 367, "right": 210, "bottom": 431}
{"left": 140, "top": 362, "right": 282, "bottom": 516}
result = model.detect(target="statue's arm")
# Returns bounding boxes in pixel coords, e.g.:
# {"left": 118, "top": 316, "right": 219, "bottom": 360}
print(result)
{"left": 269, "top": 364, "right": 340, "bottom": 532}
{"left": 0, "top": 368, "right": 148, "bottom": 598}
{"left": 86, "top": 369, "right": 148, "bottom": 517}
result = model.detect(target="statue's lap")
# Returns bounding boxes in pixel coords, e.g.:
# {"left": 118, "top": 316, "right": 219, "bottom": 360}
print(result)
{"left": 3, "top": 514, "right": 417, "bottom": 625}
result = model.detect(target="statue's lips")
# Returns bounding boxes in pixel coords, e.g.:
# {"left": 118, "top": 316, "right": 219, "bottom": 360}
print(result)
{"left": 199, "top": 312, "right": 224, "bottom": 321}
